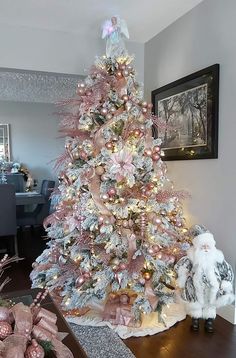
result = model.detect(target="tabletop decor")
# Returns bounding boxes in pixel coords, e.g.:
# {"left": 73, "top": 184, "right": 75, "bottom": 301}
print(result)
{"left": 152, "top": 64, "right": 219, "bottom": 160}
{"left": 0, "top": 256, "right": 73, "bottom": 358}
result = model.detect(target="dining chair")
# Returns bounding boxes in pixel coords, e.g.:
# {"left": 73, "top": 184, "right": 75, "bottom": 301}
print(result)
{"left": 0, "top": 184, "right": 18, "bottom": 256}
{"left": 6, "top": 173, "right": 25, "bottom": 192}
{"left": 17, "top": 180, "right": 55, "bottom": 228}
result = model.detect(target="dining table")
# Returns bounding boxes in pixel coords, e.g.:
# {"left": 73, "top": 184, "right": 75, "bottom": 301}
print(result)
{"left": 15, "top": 191, "right": 45, "bottom": 206}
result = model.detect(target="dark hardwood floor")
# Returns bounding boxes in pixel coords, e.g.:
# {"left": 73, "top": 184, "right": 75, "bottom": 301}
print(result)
{"left": 1, "top": 228, "right": 235, "bottom": 358}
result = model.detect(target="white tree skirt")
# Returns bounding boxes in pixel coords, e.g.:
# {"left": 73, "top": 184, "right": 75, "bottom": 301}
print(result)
{"left": 66, "top": 303, "right": 186, "bottom": 339}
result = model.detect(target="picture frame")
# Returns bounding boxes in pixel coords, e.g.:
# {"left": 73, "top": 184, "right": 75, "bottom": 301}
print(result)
{"left": 151, "top": 64, "right": 219, "bottom": 160}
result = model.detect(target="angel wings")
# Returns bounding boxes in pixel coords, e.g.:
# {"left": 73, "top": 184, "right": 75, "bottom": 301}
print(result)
{"left": 101, "top": 16, "right": 129, "bottom": 58}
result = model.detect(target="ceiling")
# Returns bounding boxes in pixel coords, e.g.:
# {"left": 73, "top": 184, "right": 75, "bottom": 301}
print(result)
{"left": 0, "top": 0, "right": 204, "bottom": 43}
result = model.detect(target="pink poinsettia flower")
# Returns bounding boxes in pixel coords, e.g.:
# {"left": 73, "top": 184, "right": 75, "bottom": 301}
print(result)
{"left": 110, "top": 149, "right": 135, "bottom": 181}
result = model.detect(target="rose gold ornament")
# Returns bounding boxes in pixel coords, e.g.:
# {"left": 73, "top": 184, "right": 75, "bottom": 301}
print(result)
{"left": 122, "top": 95, "right": 129, "bottom": 102}
{"left": 80, "top": 150, "right": 87, "bottom": 160}
{"left": 153, "top": 146, "right": 161, "bottom": 153}
{"left": 143, "top": 272, "right": 151, "bottom": 280}
{"left": 110, "top": 107, "right": 116, "bottom": 114}
{"left": 101, "top": 193, "right": 109, "bottom": 202}
{"left": 98, "top": 216, "right": 104, "bottom": 224}
{"left": 147, "top": 248, "right": 154, "bottom": 255}
{"left": 142, "top": 108, "right": 148, "bottom": 114}
{"left": 101, "top": 108, "right": 108, "bottom": 116}
{"left": 142, "top": 101, "right": 148, "bottom": 108}
{"left": 152, "top": 153, "right": 160, "bottom": 161}
{"left": 108, "top": 187, "right": 116, "bottom": 196}
{"left": 128, "top": 219, "right": 133, "bottom": 227}
{"left": 95, "top": 166, "right": 104, "bottom": 176}
{"left": 116, "top": 71, "right": 123, "bottom": 78}
{"left": 77, "top": 87, "right": 85, "bottom": 96}
{"left": 76, "top": 276, "right": 85, "bottom": 287}
{"left": 25, "top": 339, "right": 45, "bottom": 358}
{"left": 147, "top": 103, "right": 153, "bottom": 109}
{"left": 134, "top": 129, "right": 141, "bottom": 138}
{"left": 110, "top": 257, "right": 120, "bottom": 266}
{"left": 122, "top": 220, "right": 129, "bottom": 228}
{"left": 106, "top": 113, "right": 113, "bottom": 120}
{"left": 119, "top": 263, "right": 127, "bottom": 271}
{"left": 0, "top": 321, "right": 12, "bottom": 340}
{"left": 144, "top": 149, "right": 152, "bottom": 157}
{"left": 105, "top": 142, "right": 113, "bottom": 150}
{"left": 153, "top": 245, "right": 160, "bottom": 253}
{"left": 153, "top": 217, "right": 162, "bottom": 225}
{"left": 84, "top": 272, "right": 91, "bottom": 279}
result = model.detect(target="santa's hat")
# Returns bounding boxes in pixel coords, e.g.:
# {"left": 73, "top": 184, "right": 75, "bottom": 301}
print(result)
{"left": 192, "top": 232, "right": 216, "bottom": 248}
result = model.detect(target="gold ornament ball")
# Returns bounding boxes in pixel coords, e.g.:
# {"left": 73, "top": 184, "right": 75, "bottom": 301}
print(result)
{"left": 95, "top": 166, "right": 105, "bottom": 176}
{"left": 143, "top": 272, "right": 151, "bottom": 280}
{"left": 110, "top": 257, "right": 120, "bottom": 266}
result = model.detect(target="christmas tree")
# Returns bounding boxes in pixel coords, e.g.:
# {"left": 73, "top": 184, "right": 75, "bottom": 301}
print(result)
{"left": 31, "top": 17, "right": 189, "bottom": 333}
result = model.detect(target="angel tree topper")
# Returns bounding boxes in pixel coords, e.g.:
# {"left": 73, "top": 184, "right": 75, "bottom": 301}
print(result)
{"left": 102, "top": 16, "right": 129, "bottom": 58}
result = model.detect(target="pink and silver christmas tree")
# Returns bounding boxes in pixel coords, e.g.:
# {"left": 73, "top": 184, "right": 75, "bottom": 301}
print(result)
{"left": 31, "top": 17, "right": 190, "bottom": 328}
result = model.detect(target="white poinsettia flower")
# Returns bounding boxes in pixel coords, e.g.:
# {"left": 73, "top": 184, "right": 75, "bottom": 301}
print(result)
{"left": 109, "top": 149, "right": 135, "bottom": 181}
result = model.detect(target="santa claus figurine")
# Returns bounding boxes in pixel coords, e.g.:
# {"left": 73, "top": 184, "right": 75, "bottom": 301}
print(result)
{"left": 175, "top": 225, "right": 234, "bottom": 332}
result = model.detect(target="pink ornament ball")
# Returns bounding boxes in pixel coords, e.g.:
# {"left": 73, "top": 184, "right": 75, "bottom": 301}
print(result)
{"left": 101, "top": 108, "right": 108, "bottom": 116}
{"left": 76, "top": 276, "right": 85, "bottom": 287}
{"left": 142, "top": 107, "right": 148, "bottom": 114}
{"left": 98, "top": 216, "right": 104, "bottom": 224}
{"left": 142, "top": 101, "right": 148, "bottom": 108}
{"left": 152, "top": 153, "right": 160, "bottom": 161}
{"left": 147, "top": 248, "right": 154, "bottom": 255}
{"left": 106, "top": 113, "right": 113, "bottom": 120}
{"left": 0, "top": 321, "right": 12, "bottom": 340}
{"left": 101, "top": 193, "right": 109, "bottom": 202}
{"left": 108, "top": 187, "right": 116, "bottom": 196}
{"left": 153, "top": 245, "right": 160, "bottom": 253}
{"left": 122, "top": 95, "right": 129, "bottom": 102}
{"left": 119, "top": 263, "right": 127, "bottom": 270}
{"left": 144, "top": 149, "right": 152, "bottom": 157}
{"left": 153, "top": 146, "right": 161, "bottom": 153}
{"left": 25, "top": 339, "right": 45, "bottom": 358}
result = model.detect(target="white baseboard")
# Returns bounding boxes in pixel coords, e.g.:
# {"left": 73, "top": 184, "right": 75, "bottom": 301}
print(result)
{"left": 217, "top": 304, "right": 236, "bottom": 324}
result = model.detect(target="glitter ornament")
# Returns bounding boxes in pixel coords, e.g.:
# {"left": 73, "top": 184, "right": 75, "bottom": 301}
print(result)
{"left": 25, "top": 339, "right": 45, "bottom": 358}
{"left": 0, "top": 321, "right": 12, "bottom": 340}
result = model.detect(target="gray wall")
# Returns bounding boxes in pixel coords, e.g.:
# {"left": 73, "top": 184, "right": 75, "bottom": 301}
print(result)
{"left": 145, "top": 0, "right": 236, "bottom": 319}
{"left": 0, "top": 24, "right": 144, "bottom": 188}
{"left": 0, "top": 101, "right": 64, "bottom": 187}
{"left": 0, "top": 23, "right": 144, "bottom": 82}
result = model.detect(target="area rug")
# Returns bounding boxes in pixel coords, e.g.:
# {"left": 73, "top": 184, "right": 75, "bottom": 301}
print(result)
{"left": 69, "top": 324, "right": 135, "bottom": 358}
{"left": 67, "top": 302, "right": 186, "bottom": 339}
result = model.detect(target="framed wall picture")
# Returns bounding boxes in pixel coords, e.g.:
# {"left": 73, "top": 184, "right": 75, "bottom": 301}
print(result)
{"left": 151, "top": 64, "right": 219, "bottom": 160}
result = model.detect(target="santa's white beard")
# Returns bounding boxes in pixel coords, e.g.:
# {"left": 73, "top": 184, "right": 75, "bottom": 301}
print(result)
{"left": 193, "top": 247, "right": 219, "bottom": 270}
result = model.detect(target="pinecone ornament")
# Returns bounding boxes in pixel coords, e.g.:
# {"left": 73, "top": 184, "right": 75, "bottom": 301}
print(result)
{"left": 25, "top": 339, "right": 45, "bottom": 358}
{"left": 0, "top": 321, "right": 12, "bottom": 339}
